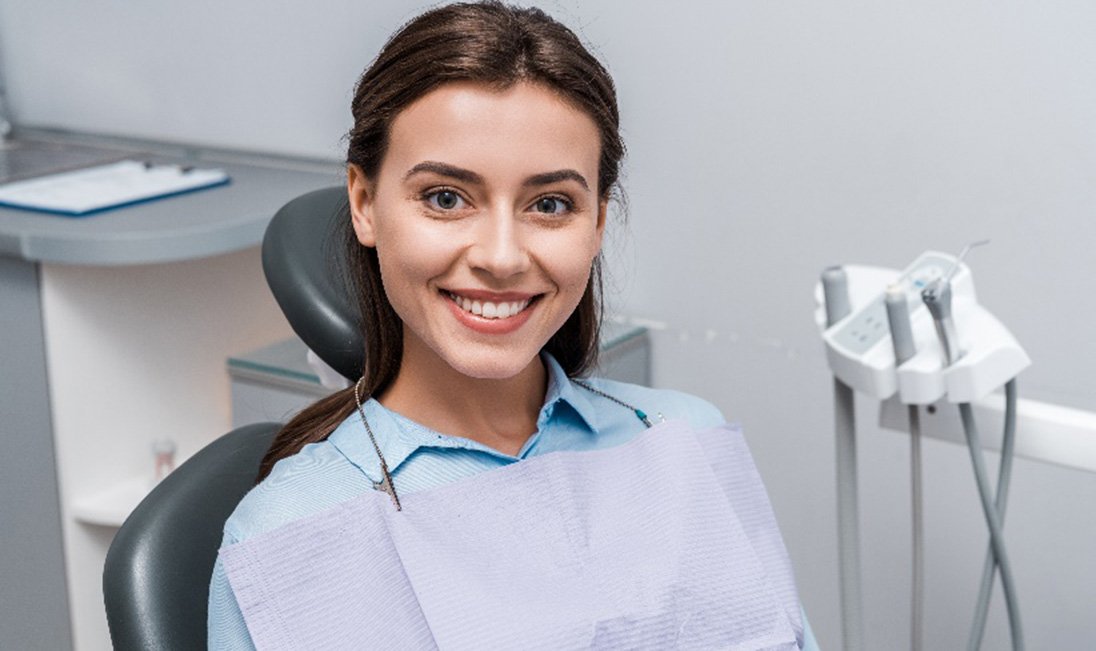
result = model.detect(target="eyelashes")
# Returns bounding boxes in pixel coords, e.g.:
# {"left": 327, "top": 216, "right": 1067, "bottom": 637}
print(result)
{"left": 422, "top": 188, "right": 466, "bottom": 211}
{"left": 417, "top": 187, "right": 577, "bottom": 218}
{"left": 531, "top": 195, "right": 573, "bottom": 215}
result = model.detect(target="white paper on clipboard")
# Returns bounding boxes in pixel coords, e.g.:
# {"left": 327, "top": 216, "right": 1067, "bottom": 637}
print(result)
{"left": 0, "top": 159, "right": 229, "bottom": 216}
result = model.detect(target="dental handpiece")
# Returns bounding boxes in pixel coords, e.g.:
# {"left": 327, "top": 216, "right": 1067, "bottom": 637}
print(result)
{"left": 921, "top": 277, "right": 962, "bottom": 366}
{"left": 921, "top": 239, "right": 988, "bottom": 366}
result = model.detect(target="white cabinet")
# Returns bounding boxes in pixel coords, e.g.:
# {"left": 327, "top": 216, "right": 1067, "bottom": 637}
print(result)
{"left": 0, "top": 131, "right": 340, "bottom": 651}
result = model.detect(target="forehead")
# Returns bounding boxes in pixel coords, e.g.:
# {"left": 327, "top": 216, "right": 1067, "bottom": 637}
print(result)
{"left": 382, "top": 81, "right": 601, "bottom": 184}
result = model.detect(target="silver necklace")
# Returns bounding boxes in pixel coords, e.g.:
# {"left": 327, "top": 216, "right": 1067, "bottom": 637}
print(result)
{"left": 353, "top": 378, "right": 659, "bottom": 512}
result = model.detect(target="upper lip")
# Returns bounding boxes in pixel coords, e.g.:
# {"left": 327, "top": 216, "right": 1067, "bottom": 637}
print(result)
{"left": 443, "top": 288, "right": 541, "bottom": 302}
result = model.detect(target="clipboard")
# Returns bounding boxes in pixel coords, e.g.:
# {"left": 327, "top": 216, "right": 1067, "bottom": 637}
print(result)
{"left": 0, "top": 159, "right": 231, "bottom": 217}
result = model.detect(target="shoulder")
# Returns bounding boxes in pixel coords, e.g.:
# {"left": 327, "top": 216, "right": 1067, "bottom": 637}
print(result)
{"left": 580, "top": 377, "right": 726, "bottom": 430}
{"left": 221, "top": 436, "right": 370, "bottom": 546}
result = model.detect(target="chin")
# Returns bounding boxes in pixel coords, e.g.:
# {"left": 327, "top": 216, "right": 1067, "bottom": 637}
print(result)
{"left": 442, "top": 347, "right": 542, "bottom": 382}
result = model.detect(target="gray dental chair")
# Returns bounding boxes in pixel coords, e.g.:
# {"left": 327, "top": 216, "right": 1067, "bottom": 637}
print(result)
{"left": 103, "top": 187, "right": 358, "bottom": 650}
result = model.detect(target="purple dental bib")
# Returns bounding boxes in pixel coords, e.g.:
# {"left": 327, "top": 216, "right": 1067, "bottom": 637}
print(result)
{"left": 221, "top": 421, "right": 803, "bottom": 650}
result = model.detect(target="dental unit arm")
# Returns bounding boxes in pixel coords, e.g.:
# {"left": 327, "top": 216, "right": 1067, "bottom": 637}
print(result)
{"left": 815, "top": 249, "right": 1030, "bottom": 651}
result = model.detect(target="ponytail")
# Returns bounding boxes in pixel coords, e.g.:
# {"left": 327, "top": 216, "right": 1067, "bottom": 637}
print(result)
{"left": 257, "top": 388, "right": 357, "bottom": 480}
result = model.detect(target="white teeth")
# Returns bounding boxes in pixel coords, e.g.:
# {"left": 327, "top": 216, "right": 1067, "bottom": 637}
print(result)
{"left": 448, "top": 292, "right": 532, "bottom": 320}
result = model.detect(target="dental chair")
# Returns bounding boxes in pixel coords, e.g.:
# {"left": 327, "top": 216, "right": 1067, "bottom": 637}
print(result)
{"left": 103, "top": 186, "right": 358, "bottom": 650}
{"left": 103, "top": 186, "right": 820, "bottom": 650}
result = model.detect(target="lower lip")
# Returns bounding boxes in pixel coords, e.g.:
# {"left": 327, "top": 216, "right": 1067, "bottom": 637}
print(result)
{"left": 444, "top": 294, "right": 537, "bottom": 335}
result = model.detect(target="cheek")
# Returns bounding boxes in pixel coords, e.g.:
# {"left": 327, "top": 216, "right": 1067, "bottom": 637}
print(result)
{"left": 541, "top": 234, "right": 599, "bottom": 294}
{"left": 372, "top": 224, "right": 454, "bottom": 305}
{"left": 372, "top": 236, "right": 423, "bottom": 310}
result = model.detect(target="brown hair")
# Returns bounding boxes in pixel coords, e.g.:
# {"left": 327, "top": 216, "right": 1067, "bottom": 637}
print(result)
{"left": 258, "top": 1, "right": 624, "bottom": 480}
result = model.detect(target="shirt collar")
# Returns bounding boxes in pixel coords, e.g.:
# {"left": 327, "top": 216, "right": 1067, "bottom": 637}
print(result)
{"left": 538, "top": 351, "right": 599, "bottom": 433}
{"left": 327, "top": 352, "right": 600, "bottom": 482}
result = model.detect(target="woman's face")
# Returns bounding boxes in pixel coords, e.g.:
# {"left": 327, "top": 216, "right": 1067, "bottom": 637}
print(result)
{"left": 348, "top": 81, "right": 606, "bottom": 381}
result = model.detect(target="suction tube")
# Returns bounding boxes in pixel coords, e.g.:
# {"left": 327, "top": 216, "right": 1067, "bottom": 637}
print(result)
{"left": 821, "top": 266, "right": 863, "bottom": 651}
{"left": 885, "top": 285, "right": 923, "bottom": 651}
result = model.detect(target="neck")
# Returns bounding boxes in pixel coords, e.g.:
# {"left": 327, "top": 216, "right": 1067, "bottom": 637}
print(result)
{"left": 377, "top": 338, "right": 548, "bottom": 457}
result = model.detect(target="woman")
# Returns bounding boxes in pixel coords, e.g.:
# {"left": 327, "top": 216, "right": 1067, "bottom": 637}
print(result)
{"left": 209, "top": 2, "right": 816, "bottom": 648}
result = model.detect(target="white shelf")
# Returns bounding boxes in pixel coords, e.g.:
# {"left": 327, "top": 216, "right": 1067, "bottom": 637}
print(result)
{"left": 71, "top": 475, "right": 156, "bottom": 528}
{"left": 71, "top": 454, "right": 192, "bottom": 528}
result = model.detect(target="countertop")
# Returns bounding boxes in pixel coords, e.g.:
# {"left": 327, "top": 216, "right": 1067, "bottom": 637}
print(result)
{"left": 0, "top": 129, "right": 343, "bottom": 265}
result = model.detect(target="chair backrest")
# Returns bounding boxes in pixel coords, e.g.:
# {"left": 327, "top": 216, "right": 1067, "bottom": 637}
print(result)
{"left": 262, "top": 186, "right": 362, "bottom": 382}
{"left": 104, "top": 187, "right": 356, "bottom": 648}
{"left": 103, "top": 422, "right": 279, "bottom": 650}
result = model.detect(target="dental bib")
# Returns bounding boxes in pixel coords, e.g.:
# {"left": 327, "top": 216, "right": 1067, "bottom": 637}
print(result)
{"left": 220, "top": 421, "right": 804, "bottom": 650}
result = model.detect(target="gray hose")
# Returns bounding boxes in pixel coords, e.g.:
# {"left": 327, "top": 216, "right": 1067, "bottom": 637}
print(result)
{"left": 959, "top": 396, "right": 1024, "bottom": 651}
{"left": 885, "top": 285, "right": 923, "bottom": 651}
{"left": 909, "top": 405, "right": 924, "bottom": 651}
{"left": 834, "top": 379, "right": 862, "bottom": 651}
{"left": 967, "top": 379, "right": 1019, "bottom": 650}
{"left": 822, "top": 266, "right": 863, "bottom": 651}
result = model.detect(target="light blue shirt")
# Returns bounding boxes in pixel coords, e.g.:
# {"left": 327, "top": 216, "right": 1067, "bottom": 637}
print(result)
{"left": 208, "top": 353, "right": 818, "bottom": 649}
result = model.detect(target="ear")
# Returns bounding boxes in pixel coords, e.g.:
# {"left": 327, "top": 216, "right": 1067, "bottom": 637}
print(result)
{"left": 593, "top": 199, "right": 608, "bottom": 253}
{"left": 347, "top": 164, "right": 377, "bottom": 247}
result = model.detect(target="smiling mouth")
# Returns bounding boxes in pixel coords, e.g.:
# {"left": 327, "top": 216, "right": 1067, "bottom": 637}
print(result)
{"left": 445, "top": 291, "right": 538, "bottom": 319}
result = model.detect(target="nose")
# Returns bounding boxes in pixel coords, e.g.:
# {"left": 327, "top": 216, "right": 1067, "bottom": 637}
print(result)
{"left": 466, "top": 209, "right": 531, "bottom": 279}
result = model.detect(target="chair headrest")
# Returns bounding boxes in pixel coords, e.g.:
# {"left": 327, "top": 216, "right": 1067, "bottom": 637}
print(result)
{"left": 262, "top": 187, "right": 363, "bottom": 382}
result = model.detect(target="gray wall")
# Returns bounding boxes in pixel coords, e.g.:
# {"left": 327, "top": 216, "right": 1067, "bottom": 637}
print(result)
{"left": 0, "top": 258, "right": 72, "bottom": 650}
{"left": 4, "top": 1, "right": 1095, "bottom": 648}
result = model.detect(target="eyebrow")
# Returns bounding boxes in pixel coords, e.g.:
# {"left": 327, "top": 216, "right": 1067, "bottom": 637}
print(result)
{"left": 405, "top": 161, "right": 590, "bottom": 191}
{"left": 405, "top": 161, "right": 483, "bottom": 184}
{"left": 523, "top": 169, "right": 589, "bottom": 191}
